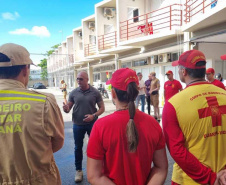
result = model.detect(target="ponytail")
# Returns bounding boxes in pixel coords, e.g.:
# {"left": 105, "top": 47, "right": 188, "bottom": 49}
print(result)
{"left": 113, "top": 82, "right": 139, "bottom": 152}
{"left": 126, "top": 82, "right": 139, "bottom": 152}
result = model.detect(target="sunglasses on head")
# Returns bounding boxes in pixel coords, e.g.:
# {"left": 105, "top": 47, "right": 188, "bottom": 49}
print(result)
{"left": 77, "top": 78, "right": 83, "bottom": 81}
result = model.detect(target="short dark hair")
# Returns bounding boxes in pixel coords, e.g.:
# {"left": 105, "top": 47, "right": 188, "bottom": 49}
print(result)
{"left": 180, "top": 61, "right": 206, "bottom": 79}
{"left": 0, "top": 65, "right": 26, "bottom": 79}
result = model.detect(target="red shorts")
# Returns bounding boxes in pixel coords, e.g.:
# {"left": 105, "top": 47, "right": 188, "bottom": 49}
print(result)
{"left": 172, "top": 181, "right": 180, "bottom": 185}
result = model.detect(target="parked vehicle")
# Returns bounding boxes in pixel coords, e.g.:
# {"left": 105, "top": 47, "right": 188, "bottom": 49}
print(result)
{"left": 33, "top": 82, "right": 46, "bottom": 89}
{"left": 97, "top": 84, "right": 108, "bottom": 98}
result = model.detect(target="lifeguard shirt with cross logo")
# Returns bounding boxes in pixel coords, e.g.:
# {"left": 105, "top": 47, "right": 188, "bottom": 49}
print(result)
{"left": 162, "top": 82, "right": 226, "bottom": 185}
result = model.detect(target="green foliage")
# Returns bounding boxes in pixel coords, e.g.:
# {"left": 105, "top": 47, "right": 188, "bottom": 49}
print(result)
{"left": 38, "top": 58, "right": 47, "bottom": 80}
{"left": 46, "top": 44, "right": 60, "bottom": 56}
{"left": 29, "top": 75, "right": 32, "bottom": 80}
{"left": 38, "top": 44, "right": 60, "bottom": 80}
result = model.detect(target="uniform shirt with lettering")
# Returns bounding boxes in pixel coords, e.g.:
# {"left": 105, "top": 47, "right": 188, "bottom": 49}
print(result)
{"left": 0, "top": 79, "right": 64, "bottom": 185}
{"left": 164, "top": 79, "right": 182, "bottom": 101}
{"left": 211, "top": 79, "right": 225, "bottom": 90}
{"left": 138, "top": 79, "right": 145, "bottom": 95}
{"left": 162, "top": 82, "right": 226, "bottom": 185}
{"left": 87, "top": 109, "right": 165, "bottom": 185}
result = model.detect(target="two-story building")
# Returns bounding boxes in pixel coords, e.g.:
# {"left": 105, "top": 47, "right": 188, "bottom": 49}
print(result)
{"left": 47, "top": 0, "right": 226, "bottom": 96}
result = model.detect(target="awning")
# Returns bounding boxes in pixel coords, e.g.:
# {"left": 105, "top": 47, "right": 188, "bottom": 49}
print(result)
{"left": 221, "top": 55, "right": 226, "bottom": 60}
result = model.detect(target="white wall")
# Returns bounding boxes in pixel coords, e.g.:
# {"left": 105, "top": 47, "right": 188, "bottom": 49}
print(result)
{"left": 147, "top": 0, "right": 182, "bottom": 12}
{"left": 96, "top": 7, "right": 117, "bottom": 36}
{"left": 82, "top": 21, "right": 96, "bottom": 44}
{"left": 67, "top": 37, "right": 73, "bottom": 54}
{"left": 117, "top": 0, "right": 145, "bottom": 40}
{"left": 199, "top": 43, "right": 226, "bottom": 78}
{"left": 82, "top": 20, "right": 97, "bottom": 55}
{"left": 73, "top": 30, "right": 84, "bottom": 60}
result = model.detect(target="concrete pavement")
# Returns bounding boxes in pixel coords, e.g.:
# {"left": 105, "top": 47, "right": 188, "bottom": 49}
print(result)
{"left": 36, "top": 88, "right": 174, "bottom": 185}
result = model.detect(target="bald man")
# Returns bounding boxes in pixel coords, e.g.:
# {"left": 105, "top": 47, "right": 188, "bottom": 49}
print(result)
{"left": 63, "top": 71, "right": 105, "bottom": 182}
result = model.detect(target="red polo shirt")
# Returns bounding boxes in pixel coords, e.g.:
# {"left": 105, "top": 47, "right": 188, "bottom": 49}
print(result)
{"left": 164, "top": 79, "right": 182, "bottom": 101}
{"left": 211, "top": 79, "right": 225, "bottom": 90}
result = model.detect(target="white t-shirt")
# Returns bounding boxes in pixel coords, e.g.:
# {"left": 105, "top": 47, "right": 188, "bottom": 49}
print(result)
{"left": 138, "top": 79, "right": 145, "bottom": 95}
{"left": 222, "top": 79, "right": 226, "bottom": 87}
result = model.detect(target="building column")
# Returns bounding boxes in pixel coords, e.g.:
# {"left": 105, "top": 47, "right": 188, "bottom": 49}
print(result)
{"left": 74, "top": 68, "right": 78, "bottom": 88}
{"left": 115, "top": 54, "right": 121, "bottom": 70}
{"left": 184, "top": 32, "right": 193, "bottom": 52}
{"left": 54, "top": 73, "right": 57, "bottom": 88}
{"left": 88, "top": 62, "right": 93, "bottom": 85}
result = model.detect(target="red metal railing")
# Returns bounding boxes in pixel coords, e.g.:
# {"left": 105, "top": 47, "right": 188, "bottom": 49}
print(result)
{"left": 98, "top": 31, "right": 117, "bottom": 51}
{"left": 120, "top": 4, "right": 182, "bottom": 41}
{"left": 184, "top": 0, "right": 218, "bottom": 23}
{"left": 84, "top": 44, "right": 96, "bottom": 57}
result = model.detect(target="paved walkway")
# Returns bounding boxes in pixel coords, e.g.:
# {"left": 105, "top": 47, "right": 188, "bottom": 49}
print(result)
{"left": 36, "top": 88, "right": 174, "bottom": 185}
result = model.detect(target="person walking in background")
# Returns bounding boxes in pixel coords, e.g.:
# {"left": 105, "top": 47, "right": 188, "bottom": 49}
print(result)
{"left": 87, "top": 68, "right": 168, "bottom": 185}
{"left": 60, "top": 79, "right": 67, "bottom": 104}
{"left": 63, "top": 71, "right": 105, "bottom": 183}
{"left": 215, "top": 73, "right": 226, "bottom": 88}
{"left": 145, "top": 74, "right": 152, "bottom": 115}
{"left": 164, "top": 70, "right": 182, "bottom": 102}
{"left": 0, "top": 43, "right": 64, "bottom": 185}
{"left": 149, "top": 72, "right": 160, "bottom": 122}
{"left": 162, "top": 50, "right": 226, "bottom": 185}
{"left": 206, "top": 68, "right": 225, "bottom": 90}
{"left": 135, "top": 72, "right": 146, "bottom": 112}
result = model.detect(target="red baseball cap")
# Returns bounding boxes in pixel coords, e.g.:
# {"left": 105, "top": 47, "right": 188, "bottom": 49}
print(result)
{"left": 106, "top": 68, "right": 139, "bottom": 91}
{"left": 165, "top": 70, "right": 173, "bottom": 75}
{"left": 172, "top": 50, "right": 206, "bottom": 69}
{"left": 221, "top": 54, "right": 226, "bottom": 60}
{"left": 206, "top": 68, "right": 215, "bottom": 74}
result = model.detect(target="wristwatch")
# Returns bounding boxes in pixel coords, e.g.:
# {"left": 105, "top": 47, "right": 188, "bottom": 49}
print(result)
{"left": 93, "top": 113, "right": 97, "bottom": 119}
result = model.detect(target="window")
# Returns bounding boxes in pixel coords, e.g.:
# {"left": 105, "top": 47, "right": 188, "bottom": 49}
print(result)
{"left": 94, "top": 73, "right": 100, "bottom": 82}
{"left": 133, "top": 9, "right": 139, "bottom": 22}
{"left": 89, "top": 35, "right": 96, "bottom": 45}
{"left": 133, "top": 59, "right": 147, "bottom": 67}
{"left": 127, "top": 8, "right": 139, "bottom": 23}
{"left": 121, "top": 62, "right": 132, "bottom": 68}
{"left": 104, "top": 25, "right": 114, "bottom": 34}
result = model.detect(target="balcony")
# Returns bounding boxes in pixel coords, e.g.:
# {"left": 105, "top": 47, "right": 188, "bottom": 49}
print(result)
{"left": 120, "top": 4, "right": 182, "bottom": 44}
{"left": 184, "top": 0, "right": 218, "bottom": 23}
{"left": 68, "top": 54, "right": 74, "bottom": 65}
{"left": 98, "top": 31, "right": 117, "bottom": 51}
{"left": 84, "top": 44, "right": 96, "bottom": 57}
{"left": 183, "top": 0, "right": 226, "bottom": 32}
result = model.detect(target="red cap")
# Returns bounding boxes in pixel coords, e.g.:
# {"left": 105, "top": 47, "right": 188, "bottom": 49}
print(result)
{"left": 172, "top": 50, "right": 206, "bottom": 69}
{"left": 206, "top": 68, "right": 215, "bottom": 74}
{"left": 106, "top": 68, "right": 139, "bottom": 91}
{"left": 165, "top": 70, "right": 173, "bottom": 75}
{"left": 221, "top": 54, "right": 226, "bottom": 60}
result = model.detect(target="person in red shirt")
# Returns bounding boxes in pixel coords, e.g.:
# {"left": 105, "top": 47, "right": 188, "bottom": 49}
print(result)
{"left": 87, "top": 68, "right": 168, "bottom": 185}
{"left": 162, "top": 50, "right": 226, "bottom": 185}
{"left": 206, "top": 68, "right": 225, "bottom": 90}
{"left": 164, "top": 70, "right": 182, "bottom": 101}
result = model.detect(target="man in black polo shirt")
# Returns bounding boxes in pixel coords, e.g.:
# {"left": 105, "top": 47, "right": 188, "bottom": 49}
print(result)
{"left": 63, "top": 71, "right": 105, "bottom": 183}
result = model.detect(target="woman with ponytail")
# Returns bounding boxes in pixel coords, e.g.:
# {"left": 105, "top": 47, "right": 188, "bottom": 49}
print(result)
{"left": 87, "top": 68, "right": 168, "bottom": 185}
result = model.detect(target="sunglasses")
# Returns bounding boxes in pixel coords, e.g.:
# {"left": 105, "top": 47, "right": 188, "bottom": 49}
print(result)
{"left": 77, "top": 78, "right": 83, "bottom": 81}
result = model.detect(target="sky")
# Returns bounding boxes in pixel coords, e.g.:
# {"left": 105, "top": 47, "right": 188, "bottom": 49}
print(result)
{"left": 0, "top": 0, "right": 102, "bottom": 69}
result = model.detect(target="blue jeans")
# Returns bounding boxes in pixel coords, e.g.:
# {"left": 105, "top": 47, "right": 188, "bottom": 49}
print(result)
{"left": 136, "top": 94, "right": 145, "bottom": 112}
{"left": 73, "top": 123, "right": 94, "bottom": 170}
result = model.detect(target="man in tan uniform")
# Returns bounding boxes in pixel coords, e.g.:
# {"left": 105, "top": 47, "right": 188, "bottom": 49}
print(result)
{"left": 0, "top": 43, "right": 64, "bottom": 185}
{"left": 149, "top": 72, "right": 160, "bottom": 122}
